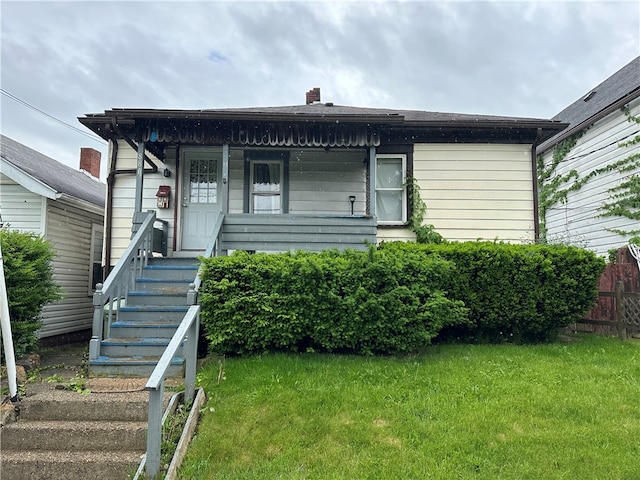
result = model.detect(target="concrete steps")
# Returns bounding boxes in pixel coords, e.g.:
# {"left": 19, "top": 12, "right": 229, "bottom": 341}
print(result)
{"left": 0, "top": 451, "right": 144, "bottom": 480}
{"left": 0, "top": 386, "right": 152, "bottom": 480}
{"left": 89, "top": 258, "right": 199, "bottom": 377}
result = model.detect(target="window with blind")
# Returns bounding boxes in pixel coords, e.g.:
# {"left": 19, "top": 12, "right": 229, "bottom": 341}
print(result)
{"left": 375, "top": 154, "right": 407, "bottom": 224}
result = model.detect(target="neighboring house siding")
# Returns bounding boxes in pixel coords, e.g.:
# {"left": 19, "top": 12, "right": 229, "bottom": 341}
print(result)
{"left": 413, "top": 143, "right": 535, "bottom": 242}
{"left": 39, "top": 199, "right": 104, "bottom": 337}
{"left": 0, "top": 175, "right": 44, "bottom": 234}
{"left": 542, "top": 97, "right": 640, "bottom": 256}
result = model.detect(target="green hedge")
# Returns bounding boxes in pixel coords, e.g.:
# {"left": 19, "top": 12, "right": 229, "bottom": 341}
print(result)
{"left": 380, "top": 241, "right": 605, "bottom": 343}
{"left": 0, "top": 229, "right": 62, "bottom": 356}
{"left": 199, "top": 242, "right": 604, "bottom": 354}
{"left": 199, "top": 248, "right": 469, "bottom": 355}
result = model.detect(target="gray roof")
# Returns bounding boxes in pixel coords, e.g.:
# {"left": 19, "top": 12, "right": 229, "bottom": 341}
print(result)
{"left": 0, "top": 134, "right": 105, "bottom": 208}
{"left": 100, "top": 103, "right": 558, "bottom": 125}
{"left": 538, "top": 56, "right": 640, "bottom": 153}
{"left": 82, "top": 103, "right": 567, "bottom": 145}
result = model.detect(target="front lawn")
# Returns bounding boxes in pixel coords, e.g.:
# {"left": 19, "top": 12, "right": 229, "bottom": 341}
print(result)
{"left": 179, "top": 335, "right": 640, "bottom": 479}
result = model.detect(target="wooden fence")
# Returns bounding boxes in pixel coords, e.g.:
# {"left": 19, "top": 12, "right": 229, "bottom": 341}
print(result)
{"left": 576, "top": 247, "right": 640, "bottom": 339}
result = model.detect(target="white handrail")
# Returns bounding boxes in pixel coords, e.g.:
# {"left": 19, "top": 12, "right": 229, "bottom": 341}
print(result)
{"left": 0, "top": 241, "right": 18, "bottom": 401}
{"left": 90, "top": 211, "right": 157, "bottom": 360}
{"left": 144, "top": 304, "right": 200, "bottom": 479}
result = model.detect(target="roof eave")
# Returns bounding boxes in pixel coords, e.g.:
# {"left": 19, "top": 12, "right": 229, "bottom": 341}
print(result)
{"left": 537, "top": 87, "right": 640, "bottom": 154}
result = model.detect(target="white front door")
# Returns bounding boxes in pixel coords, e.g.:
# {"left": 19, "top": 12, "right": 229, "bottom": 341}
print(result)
{"left": 180, "top": 151, "right": 221, "bottom": 251}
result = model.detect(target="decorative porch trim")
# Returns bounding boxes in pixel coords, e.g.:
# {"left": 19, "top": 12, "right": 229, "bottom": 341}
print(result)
{"left": 142, "top": 120, "right": 381, "bottom": 148}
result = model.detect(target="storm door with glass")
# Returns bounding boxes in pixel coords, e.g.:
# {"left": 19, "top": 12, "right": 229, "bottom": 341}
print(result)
{"left": 180, "top": 152, "right": 221, "bottom": 250}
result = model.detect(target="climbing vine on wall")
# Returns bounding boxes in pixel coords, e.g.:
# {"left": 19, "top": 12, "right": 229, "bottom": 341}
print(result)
{"left": 406, "top": 176, "right": 444, "bottom": 244}
{"left": 537, "top": 131, "right": 585, "bottom": 239}
{"left": 600, "top": 106, "right": 640, "bottom": 236}
{"left": 537, "top": 105, "right": 640, "bottom": 241}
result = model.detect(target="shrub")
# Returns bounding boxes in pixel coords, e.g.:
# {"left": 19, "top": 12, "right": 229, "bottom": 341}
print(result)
{"left": 0, "top": 229, "right": 62, "bottom": 356}
{"left": 199, "top": 247, "right": 468, "bottom": 355}
{"left": 380, "top": 241, "right": 605, "bottom": 343}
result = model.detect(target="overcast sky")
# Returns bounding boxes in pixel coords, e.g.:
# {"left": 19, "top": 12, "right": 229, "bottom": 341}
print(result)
{"left": 1, "top": 0, "right": 638, "bottom": 180}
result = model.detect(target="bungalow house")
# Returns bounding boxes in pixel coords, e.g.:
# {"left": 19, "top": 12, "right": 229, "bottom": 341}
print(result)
{"left": 537, "top": 56, "right": 640, "bottom": 256}
{"left": 77, "top": 90, "right": 566, "bottom": 375}
{"left": 80, "top": 89, "right": 567, "bottom": 266}
{"left": 0, "top": 135, "right": 106, "bottom": 338}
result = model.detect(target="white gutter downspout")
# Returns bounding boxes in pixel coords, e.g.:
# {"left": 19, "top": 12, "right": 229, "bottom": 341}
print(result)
{"left": 0, "top": 216, "right": 19, "bottom": 402}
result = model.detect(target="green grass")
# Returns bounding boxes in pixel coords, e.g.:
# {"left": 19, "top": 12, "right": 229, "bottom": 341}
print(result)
{"left": 179, "top": 336, "right": 640, "bottom": 479}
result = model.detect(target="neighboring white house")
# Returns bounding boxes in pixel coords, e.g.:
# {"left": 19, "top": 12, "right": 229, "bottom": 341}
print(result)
{"left": 79, "top": 89, "right": 567, "bottom": 267}
{"left": 0, "top": 135, "right": 106, "bottom": 338}
{"left": 537, "top": 56, "right": 640, "bottom": 256}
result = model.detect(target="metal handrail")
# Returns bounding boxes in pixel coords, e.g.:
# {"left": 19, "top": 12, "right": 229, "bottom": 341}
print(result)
{"left": 89, "top": 211, "right": 157, "bottom": 361}
{"left": 143, "top": 304, "right": 200, "bottom": 479}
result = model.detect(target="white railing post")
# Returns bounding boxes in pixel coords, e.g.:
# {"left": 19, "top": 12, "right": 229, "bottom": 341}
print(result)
{"left": 145, "top": 382, "right": 164, "bottom": 479}
{"left": 90, "top": 284, "right": 104, "bottom": 360}
{"left": 184, "top": 311, "right": 199, "bottom": 404}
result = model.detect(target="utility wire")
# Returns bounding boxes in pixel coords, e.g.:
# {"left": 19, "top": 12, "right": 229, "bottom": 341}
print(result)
{"left": 1, "top": 89, "right": 106, "bottom": 145}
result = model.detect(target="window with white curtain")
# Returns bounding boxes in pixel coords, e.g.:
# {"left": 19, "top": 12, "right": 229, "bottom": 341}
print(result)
{"left": 251, "top": 160, "right": 282, "bottom": 214}
{"left": 375, "top": 154, "right": 407, "bottom": 224}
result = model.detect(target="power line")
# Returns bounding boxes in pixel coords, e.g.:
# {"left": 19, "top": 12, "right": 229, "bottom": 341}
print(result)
{"left": 1, "top": 89, "right": 106, "bottom": 146}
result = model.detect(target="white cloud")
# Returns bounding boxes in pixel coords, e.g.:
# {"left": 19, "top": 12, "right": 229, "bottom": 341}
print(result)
{"left": 1, "top": 0, "right": 638, "bottom": 176}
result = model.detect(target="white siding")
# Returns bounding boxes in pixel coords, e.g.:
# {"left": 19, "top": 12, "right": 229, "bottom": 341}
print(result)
{"left": 39, "top": 199, "right": 104, "bottom": 337}
{"left": 0, "top": 175, "right": 44, "bottom": 234}
{"left": 288, "top": 149, "right": 367, "bottom": 215}
{"left": 412, "top": 143, "right": 535, "bottom": 243}
{"left": 542, "top": 97, "right": 640, "bottom": 256}
{"left": 110, "top": 141, "right": 175, "bottom": 264}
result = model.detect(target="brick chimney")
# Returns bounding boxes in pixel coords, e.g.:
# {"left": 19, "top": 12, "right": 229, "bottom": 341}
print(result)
{"left": 306, "top": 87, "right": 321, "bottom": 105}
{"left": 80, "top": 147, "right": 101, "bottom": 178}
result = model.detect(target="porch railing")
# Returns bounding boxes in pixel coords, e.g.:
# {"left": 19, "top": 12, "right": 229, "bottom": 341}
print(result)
{"left": 220, "top": 213, "right": 377, "bottom": 253}
{"left": 192, "top": 213, "right": 225, "bottom": 293}
{"left": 89, "top": 210, "right": 157, "bottom": 360}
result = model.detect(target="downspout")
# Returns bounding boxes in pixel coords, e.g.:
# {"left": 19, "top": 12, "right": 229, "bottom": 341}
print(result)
{"left": 173, "top": 145, "right": 180, "bottom": 253}
{"left": 103, "top": 139, "right": 118, "bottom": 278}
{"left": 531, "top": 128, "right": 543, "bottom": 241}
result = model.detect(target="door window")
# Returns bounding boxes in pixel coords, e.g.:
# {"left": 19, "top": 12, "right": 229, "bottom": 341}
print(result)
{"left": 189, "top": 158, "right": 218, "bottom": 204}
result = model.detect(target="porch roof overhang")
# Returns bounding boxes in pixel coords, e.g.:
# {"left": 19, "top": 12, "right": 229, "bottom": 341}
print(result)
{"left": 78, "top": 105, "right": 568, "bottom": 156}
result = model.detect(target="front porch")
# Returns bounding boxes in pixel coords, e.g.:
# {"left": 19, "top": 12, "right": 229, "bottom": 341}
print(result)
{"left": 219, "top": 213, "right": 377, "bottom": 253}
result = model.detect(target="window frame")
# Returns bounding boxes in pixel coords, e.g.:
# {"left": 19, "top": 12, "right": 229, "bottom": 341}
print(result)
{"left": 249, "top": 159, "right": 283, "bottom": 214}
{"left": 243, "top": 151, "right": 289, "bottom": 214}
{"left": 375, "top": 153, "right": 407, "bottom": 225}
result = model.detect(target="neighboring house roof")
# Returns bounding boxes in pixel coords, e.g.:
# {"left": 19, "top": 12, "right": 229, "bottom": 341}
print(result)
{"left": 0, "top": 134, "right": 105, "bottom": 208}
{"left": 538, "top": 56, "right": 640, "bottom": 153}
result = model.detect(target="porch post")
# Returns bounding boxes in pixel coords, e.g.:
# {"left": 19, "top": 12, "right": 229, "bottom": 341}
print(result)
{"left": 222, "top": 143, "right": 229, "bottom": 214}
{"left": 369, "top": 146, "right": 377, "bottom": 218}
{"left": 132, "top": 141, "right": 145, "bottom": 236}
